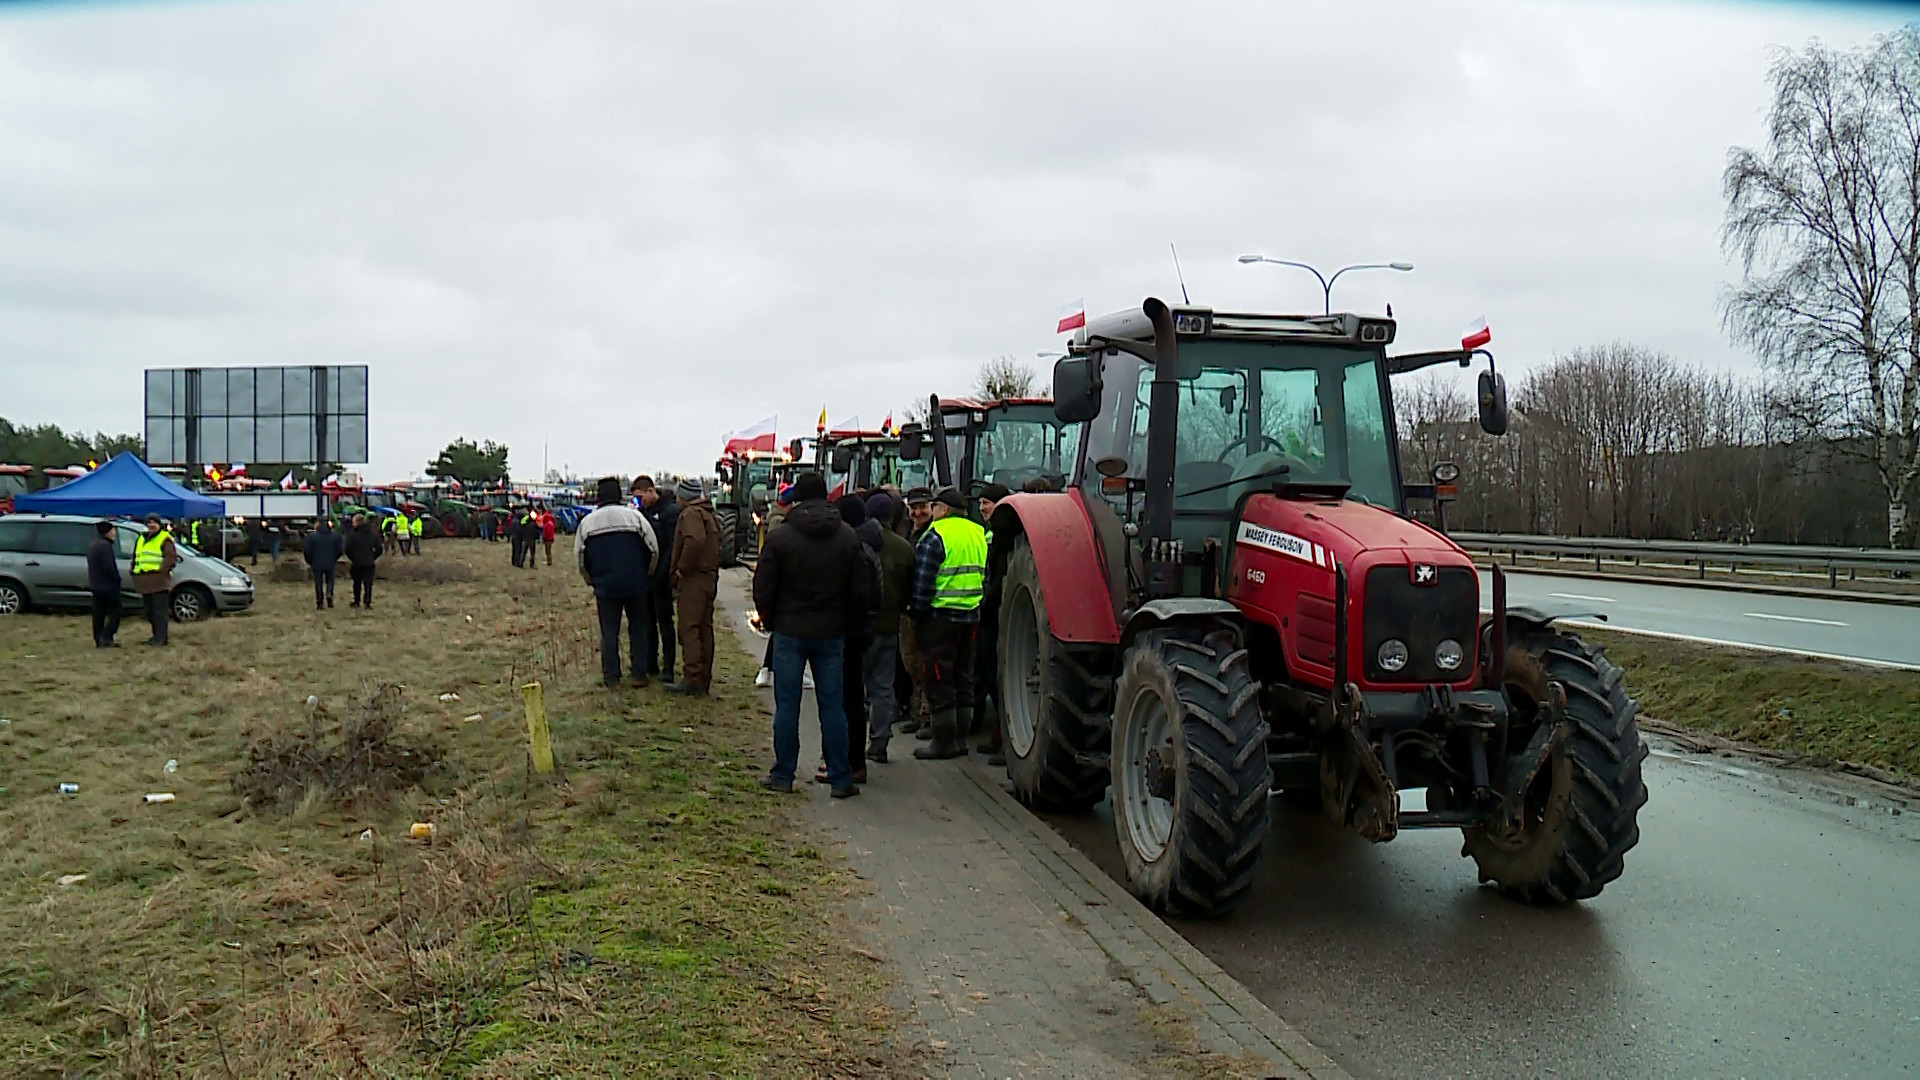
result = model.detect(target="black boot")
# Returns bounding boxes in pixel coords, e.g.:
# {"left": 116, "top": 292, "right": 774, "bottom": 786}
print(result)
{"left": 979, "top": 701, "right": 1005, "bottom": 765}
{"left": 914, "top": 709, "right": 967, "bottom": 760}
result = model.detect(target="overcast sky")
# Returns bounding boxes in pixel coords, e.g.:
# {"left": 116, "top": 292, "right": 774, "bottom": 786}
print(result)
{"left": 0, "top": 0, "right": 1898, "bottom": 481}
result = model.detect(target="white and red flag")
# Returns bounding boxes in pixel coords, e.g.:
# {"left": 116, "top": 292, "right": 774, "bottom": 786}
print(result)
{"left": 1056, "top": 298, "right": 1086, "bottom": 334}
{"left": 881, "top": 412, "right": 894, "bottom": 435}
{"left": 279, "top": 471, "right": 295, "bottom": 490}
{"left": 723, "top": 414, "right": 779, "bottom": 455}
{"left": 1461, "top": 317, "right": 1492, "bottom": 351}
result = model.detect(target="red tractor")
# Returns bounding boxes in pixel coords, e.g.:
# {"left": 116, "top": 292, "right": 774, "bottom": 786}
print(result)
{"left": 989, "top": 299, "right": 1647, "bottom": 916}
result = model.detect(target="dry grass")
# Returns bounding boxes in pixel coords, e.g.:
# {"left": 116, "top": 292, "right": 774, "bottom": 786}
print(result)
{"left": 0, "top": 540, "right": 907, "bottom": 1076}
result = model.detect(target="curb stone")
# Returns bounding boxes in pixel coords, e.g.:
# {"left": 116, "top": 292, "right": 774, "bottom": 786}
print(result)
{"left": 953, "top": 759, "right": 1349, "bottom": 1080}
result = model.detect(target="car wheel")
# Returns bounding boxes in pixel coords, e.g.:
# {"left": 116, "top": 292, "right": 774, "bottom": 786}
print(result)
{"left": 171, "top": 584, "right": 212, "bottom": 623}
{"left": 0, "top": 579, "right": 25, "bottom": 615}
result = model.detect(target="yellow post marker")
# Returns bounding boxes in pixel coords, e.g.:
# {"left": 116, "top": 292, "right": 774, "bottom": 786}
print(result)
{"left": 521, "top": 681, "right": 555, "bottom": 774}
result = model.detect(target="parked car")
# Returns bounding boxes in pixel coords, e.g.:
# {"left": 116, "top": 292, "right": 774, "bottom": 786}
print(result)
{"left": 0, "top": 514, "right": 255, "bottom": 623}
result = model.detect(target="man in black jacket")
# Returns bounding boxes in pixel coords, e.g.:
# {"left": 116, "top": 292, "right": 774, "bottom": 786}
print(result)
{"left": 303, "top": 519, "right": 345, "bottom": 610}
{"left": 575, "top": 477, "right": 659, "bottom": 689}
{"left": 87, "top": 520, "right": 122, "bottom": 648}
{"left": 751, "top": 471, "right": 870, "bottom": 797}
{"left": 632, "top": 475, "right": 679, "bottom": 682}
{"left": 343, "top": 513, "right": 383, "bottom": 609}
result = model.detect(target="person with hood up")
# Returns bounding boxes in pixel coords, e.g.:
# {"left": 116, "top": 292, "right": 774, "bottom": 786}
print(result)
{"left": 811, "top": 494, "right": 881, "bottom": 784}
{"left": 668, "top": 477, "right": 722, "bottom": 696}
{"left": 861, "top": 491, "right": 915, "bottom": 763}
{"left": 539, "top": 505, "right": 558, "bottom": 566}
{"left": 343, "top": 512, "right": 384, "bottom": 609}
{"left": 303, "top": 517, "right": 346, "bottom": 610}
{"left": 751, "top": 471, "right": 870, "bottom": 797}
{"left": 575, "top": 477, "right": 660, "bottom": 689}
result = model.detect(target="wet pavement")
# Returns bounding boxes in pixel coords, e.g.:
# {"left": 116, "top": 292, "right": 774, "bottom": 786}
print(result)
{"left": 1042, "top": 746, "right": 1920, "bottom": 1079}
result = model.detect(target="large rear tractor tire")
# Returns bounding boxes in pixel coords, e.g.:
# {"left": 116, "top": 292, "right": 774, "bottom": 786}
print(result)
{"left": 717, "top": 508, "right": 740, "bottom": 568}
{"left": 999, "top": 537, "right": 1109, "bottom": 811}
{"left": 1464, "top": 626, "right": 1648, "bottom": 903}
{"left": 1111, "top": 625, "right": 1271, "bottom": 916}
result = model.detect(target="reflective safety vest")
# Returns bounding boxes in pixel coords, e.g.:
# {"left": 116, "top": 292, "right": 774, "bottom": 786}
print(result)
{"left": 381, "top": 515, "right": 397, "bottom": 534}
{"left": 928, "top": 515, "right": 988, "bottom": 611}
{"left": 133, "top": 530, "right": 171, "bottom": 574}
{"left": 408, "top": 516, "right": 424, "bottom": 537}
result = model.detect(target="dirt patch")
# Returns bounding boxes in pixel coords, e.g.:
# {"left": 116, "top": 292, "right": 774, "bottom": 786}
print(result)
{"left": 232, "top": 684, "right": 441, "bottom": 811}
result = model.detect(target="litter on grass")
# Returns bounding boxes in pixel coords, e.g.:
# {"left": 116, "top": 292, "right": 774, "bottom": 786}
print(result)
{"left": 437, "top": 692, "right": 460, "bottom": 703}
{"left": 143, "top": 793, "right": 176, "bottom": 804}
{"left": 408, "top": 822, "right": 436, "bottom": 842}
{"left": 57, "top": 783, "right": 78, "bottom": 794}
{"left": 357, "top": 828, "right": 375, "bottom": 842}
{"left": 462, "top": 713, "right": 483, "bottom": 723}
{"left": 56, "top": 874, "right": 86, "bottom": 887}
{"left": 164, "top": 758, "right": 178, "bottom": 774}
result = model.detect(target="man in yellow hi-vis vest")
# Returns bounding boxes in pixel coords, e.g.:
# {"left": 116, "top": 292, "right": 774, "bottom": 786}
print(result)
{"left": 907, "top": 487, "right": 987, "bottom": 760}
{"left": 131, "top": 513, "right": 179, "bottom": 646}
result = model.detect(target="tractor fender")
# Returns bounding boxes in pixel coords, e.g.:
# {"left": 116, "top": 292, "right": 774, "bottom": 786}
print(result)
{"left": 1120, "top": 598, "right": 1243, "bottom": 649}
{"left": 1503, "top": 604, "right": 1609, "bottom": 633}
{"left": 989, "top": 491, "right": 1121, "bottom": 644}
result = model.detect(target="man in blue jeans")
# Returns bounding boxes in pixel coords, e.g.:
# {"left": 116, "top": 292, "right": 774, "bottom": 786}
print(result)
{"left": 752, "top": 471, "right": 871, "bottom": 797}
{"left": 574, "top": 476, "right": 660, "bottom": 689}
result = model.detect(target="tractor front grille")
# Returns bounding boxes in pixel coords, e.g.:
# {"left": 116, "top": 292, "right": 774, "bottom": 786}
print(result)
{"left": 1360, "top": 564, "right": 1477, "bottom": 684}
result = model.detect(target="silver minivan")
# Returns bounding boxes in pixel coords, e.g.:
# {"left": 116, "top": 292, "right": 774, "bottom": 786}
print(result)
{"left": 0, "top": 514, "right": 255, "bottom": 622}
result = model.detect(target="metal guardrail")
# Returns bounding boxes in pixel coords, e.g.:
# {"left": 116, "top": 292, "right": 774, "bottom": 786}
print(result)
{"left": 1452, "top": 532, "right": 1920, "bottom": 589}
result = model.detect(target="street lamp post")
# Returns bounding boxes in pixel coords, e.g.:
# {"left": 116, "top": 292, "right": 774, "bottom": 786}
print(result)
{"left": 1236, "top": 255, "right": 1414, "bottom": 315}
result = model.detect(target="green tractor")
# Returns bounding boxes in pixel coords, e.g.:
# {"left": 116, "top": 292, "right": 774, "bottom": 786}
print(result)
{"left": 928, "top": 395, "right": 1079, "bottom": 500}
{"left": 814, "top": 426, "right": 933, "bottom": 497}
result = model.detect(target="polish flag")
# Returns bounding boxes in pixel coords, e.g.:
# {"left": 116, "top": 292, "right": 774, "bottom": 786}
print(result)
{"left": 1461, "top": 317, "right": 1492, "bottom": 351}
{"left": 723, "top": 414, "right": 779, "bottom": 455}
{"left": 881, "top": 412, "right": 893, "bottom": 435}
{"left": 279, "top": 471, "right": 295, "bottom": 490}
{"left": 1056, "top": 298, "right": 1086, "bottom": 334}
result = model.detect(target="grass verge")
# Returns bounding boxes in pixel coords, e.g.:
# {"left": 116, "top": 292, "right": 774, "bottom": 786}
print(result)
{"left": 0, "top": 541, "right": 903, "bottom": 1076}
{"left": 1583, "top": 627, "right": 1920, "bottom": 784}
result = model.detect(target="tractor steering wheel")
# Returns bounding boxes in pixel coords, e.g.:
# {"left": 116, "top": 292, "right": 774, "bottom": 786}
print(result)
{"left": 1214, "top": 432, "right": 1284, "bottom": 462}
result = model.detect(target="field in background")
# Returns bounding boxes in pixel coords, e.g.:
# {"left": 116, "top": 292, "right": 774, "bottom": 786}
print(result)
{"left": 0, "top": 541, "right": 903, "bottom": 1076}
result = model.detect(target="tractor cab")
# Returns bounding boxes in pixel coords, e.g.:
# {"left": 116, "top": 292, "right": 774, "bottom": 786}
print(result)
{"left": 0, "top": 465, "right": 29, "bottom": 514}
{"left": 929, "top": 396, "right": 1079, "bottom": 498}
{"left": 813, "top": 430, "right": 920, "bottom": 496}
{"left": 988, "top": 297, "right": 1645, "bottom": 920}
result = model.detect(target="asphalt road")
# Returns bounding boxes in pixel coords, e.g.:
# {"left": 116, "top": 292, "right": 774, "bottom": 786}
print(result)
{"left": 1045, "top": 750, "right": 1920, "bottom": 1079}
{"left": 1490, "top": 571, "right": 1920, "bottom": 669}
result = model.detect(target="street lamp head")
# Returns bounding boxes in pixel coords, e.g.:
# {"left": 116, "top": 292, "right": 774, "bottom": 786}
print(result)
{"left": 1236, "top": 254, "right": 1264, "bottom": 264}
{"left": 1388, "top": 262, "right": 1414, "bottom": 272}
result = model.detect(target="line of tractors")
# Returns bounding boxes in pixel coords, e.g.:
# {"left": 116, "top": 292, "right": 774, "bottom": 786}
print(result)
{"left": 720, "top": 297, "right": 1650, "bottom": 919}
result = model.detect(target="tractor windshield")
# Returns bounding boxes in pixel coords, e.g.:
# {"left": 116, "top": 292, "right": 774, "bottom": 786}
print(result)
{"left": 1084, "top": 340, "right": 1397, "bottom": 512}
{"left": 976, "top": 406, "right": 1080, "bottom": 491}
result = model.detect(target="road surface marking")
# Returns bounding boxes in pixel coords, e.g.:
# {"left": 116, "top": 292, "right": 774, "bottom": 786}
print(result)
{"left": 1549, "top": 591, "right": 1617, "bottom": 603}
{"left": 1743, "top": 612, "right": 1848, "bottom": 627}
{"left": 1557, "top": 620, "right": 1918, "bottom": 670}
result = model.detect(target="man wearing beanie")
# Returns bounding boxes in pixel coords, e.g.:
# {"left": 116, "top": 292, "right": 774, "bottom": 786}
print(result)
{"left": 574, "top": 476, "right": 660, "bottom": 690}
{"left": 907, "top": 486, "right": 989, "bottom": 760}
{"left": 863, "top": 490, "right": 915, "bottom": 763}
{"left": 752, "top": 471, "right": 869, "bottom": 797}
{"left": 667, "top": 478, "right": 722, "bottom": 695}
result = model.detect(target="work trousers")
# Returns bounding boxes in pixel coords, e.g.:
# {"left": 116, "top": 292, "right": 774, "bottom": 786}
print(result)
{"left": 91, "top": 590, "right": 122, "bottom": 646}
{"left": 543, "top": 538, "right": 554, "bottom": 566}
{"left": 676, "top": 571, "right": 718, "bottom": 686}
{"left": 510, "top": 533, "right": 525, "bottom": 566}
{"left": 142, "top": 591, "right": 169, "bottom": 645}
{"left": 898, "top": 616, "right": 928, "bottom": 723}
{"left": 350, "top": 565, "right": 375, "bottom": 607}
{"left": 917, "top": 617, "right": 976, "bottom": 715}
{"left": 769, "top": 633, "right": 850, "bottom": 789}
{"left": 972, "top": 595, "right": 1000, "bottom": 735}
{"left": 312, "top": 567, "right": 336, "bottom": 606}
{"left": 646, "top": 580, "right": 676, "bottom": 677}
{"left": 843, "top": 633, "right": 870, "bottom": 774}
{"left": 865, "top": 633, "right": 900, "bottom": 751}
{"left": 596, "top": 590, "right": 650, "bottom": 685}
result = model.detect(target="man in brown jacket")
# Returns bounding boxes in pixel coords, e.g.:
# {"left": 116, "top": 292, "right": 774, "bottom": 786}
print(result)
{"left": 131, "top": 513, "right": 180, "bottom": 647}
{"left": 667, "top": 478, "right": 722, "bottom": 695}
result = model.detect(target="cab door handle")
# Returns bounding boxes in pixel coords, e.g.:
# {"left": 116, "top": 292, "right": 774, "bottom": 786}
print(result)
{"left": 22, "top": 560, "right": 39, "bottom": 566}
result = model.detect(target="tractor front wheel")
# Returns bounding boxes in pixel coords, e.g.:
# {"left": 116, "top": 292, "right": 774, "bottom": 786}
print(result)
{"left": 717, "top": 508, "right": 740, "bottom": 568}
{"left": 1111, "top": 625, "right": 1271, "bottom": 917}
{"left": 1463, "top": 626, "right": 1649, "bottom": 903}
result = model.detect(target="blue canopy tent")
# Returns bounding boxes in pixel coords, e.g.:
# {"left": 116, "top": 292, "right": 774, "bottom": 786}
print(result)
{"left": 12, "top": 455, "right": 225, "bottom": 519}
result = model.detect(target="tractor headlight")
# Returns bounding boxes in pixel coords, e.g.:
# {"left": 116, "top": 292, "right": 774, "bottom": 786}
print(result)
{"left": 1435, "top": 638, "right": 1464, "bottom": 672}
{"left": 1376, "top": 639, "right": 1409, "bottom": 673}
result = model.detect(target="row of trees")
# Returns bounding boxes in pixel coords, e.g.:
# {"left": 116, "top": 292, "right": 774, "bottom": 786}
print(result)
{"left": 0, "top": 417, "right": 143, "bottom": 481}
{"left": 1397, "top": 344, "right": 1888, "bottom": 545}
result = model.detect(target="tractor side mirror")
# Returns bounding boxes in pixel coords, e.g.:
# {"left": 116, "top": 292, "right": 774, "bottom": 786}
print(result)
{"left": 899, "top": 425, "right": 926, "bottom": 460}
{"left": 1053, "top": 355, "right": 1103, "bottom": 423}
{"left": 1477, "top": 369, "right": 1510, "bottom": 436}
{"left": 830, "top": 444, "right": 855, "bottom": 473}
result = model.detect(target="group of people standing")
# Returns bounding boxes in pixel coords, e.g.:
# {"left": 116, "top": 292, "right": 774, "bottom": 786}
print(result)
{"left": 300, "top": 513, "right": 387, "bottom": 610}
{"left": 750, "top": 474, "right": 1014, "bottom": 798}
{"left": 574, "top": 475, "right": 724, "bottom": 696}
{"left": 497, "top": 505, "right": 557, "bottom": 569}
{"left": 86, "top": 514, "right": 183, "bottom": 648}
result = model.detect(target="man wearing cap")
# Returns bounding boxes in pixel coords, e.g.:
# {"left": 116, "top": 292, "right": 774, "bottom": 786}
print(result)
{"left": 575, "top": 476, "right": 660, "bottom": 690}
{"left": 131, "top": 514, "right": 179, "bottom": 646}
{"left": 632, "top": 476, "right": 679, "bottom": 682}
{"left": 667, "top": 477, "right": 722, "bottom": 695}
{"left": 903, "top": 486, "right": 935, "bottom": 541}
{"left": 908, "top": 486, "right": 988, "bottom": 760}
{"left": 752, "top": 471, "right": 869, "bottom": 797}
